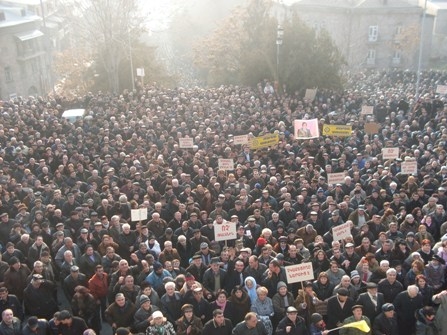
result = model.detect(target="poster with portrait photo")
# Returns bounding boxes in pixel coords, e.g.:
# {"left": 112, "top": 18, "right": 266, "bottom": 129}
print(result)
{"left": 294, "top": 119, "right": 320, "bottom": 139}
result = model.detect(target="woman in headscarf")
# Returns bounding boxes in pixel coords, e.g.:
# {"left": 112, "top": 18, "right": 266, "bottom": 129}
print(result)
{"left": 244, "top": 276, "right": 258, "bottom": 303}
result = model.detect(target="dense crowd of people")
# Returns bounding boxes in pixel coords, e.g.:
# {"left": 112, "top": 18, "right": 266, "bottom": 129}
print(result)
{"left": 0, "top": 69, "right": 446, "bottom": 335}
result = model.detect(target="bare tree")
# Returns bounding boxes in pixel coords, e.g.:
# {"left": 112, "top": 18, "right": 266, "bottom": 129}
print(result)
{"left": 62, "top": 0, "right": 145, "bottom": 93}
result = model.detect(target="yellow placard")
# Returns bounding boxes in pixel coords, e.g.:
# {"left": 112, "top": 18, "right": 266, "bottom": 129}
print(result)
{"left": 322, "top": 124, "right": 352, "bottom": 137}
{"left": 249, "top": 133, "right": 279, "bottom": 150}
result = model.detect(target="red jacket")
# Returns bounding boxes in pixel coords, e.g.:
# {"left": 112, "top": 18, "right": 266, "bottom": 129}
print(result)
{"left": 88, "top": 272, "right": 108, "bottom": 299}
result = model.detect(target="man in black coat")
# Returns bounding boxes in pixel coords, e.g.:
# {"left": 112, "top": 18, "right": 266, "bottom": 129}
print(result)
{"left": 202, "top": 257, "right": 227, "bottom": 300}
{"left": 393, "top": 285, "right": 423, "bottom": 335}
{"left": 372, "top": 303, "right": 398, "bottom": 335}
{"left": 378, "top": 268, "right": 404, "bottom": 303}
{"left": 57, "top": 310, "right": 88, "bottom": 335}
{"left": 275, "top": 306, "right": 308, "bottom": 335}
{"left": 202, "top": 309, "right": 233, "bottom": 335}
{"left": 0, "top": 287, "right": 23, "bottom": 321}
{"left": 23, "top": 274, "right": 58, "bottom": 321}
{"left": 326, "top": 288, "right": 354, "bottom": 335}
{"left": 356, "top": 282, "right": 385, "bottom": 324}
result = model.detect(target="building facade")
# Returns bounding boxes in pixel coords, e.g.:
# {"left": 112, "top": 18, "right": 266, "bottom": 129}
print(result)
{"left": 289, "top": 0, "right": 432, "bottom": 70}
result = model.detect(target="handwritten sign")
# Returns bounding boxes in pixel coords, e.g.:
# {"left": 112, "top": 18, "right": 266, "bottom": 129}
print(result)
{"left": 285, "top": 262, "right": 314, "bottom": 284}
{"left": 214, "top": 223, "right": 237, "bottom": 241}
{"left": 136, "top": 68, "right": 145, "bottom": 77}
{"left": 332, "top": 222, "right": 351, "bottom": 241}
{"left": 218, "top": 158, "right": 234, "bottom": 171}
{"left": 382, "top": 147, "right": 399, "bottom": 160}
{"left": 327, "top": 172, "right": 346, "bottom": 185}
{"left": 234, "top": 135, "right": 249, "bottom": 145}
{"left": 361, "top": 106, "right": 374, "bottom": 115}
{"left": 179, "top": 137, "right": 194, "bottom": 149}
{"left": 131, "top": 208, "right": 148, "bottom": 222}
{"left": 364, "top": 123, "right": 380, "bottom": 135}
{"left": 436, "top": 85, "right": 447, "bottom": 95}
{"left": 401, "top": 161, "right": 418, "bottom": 175}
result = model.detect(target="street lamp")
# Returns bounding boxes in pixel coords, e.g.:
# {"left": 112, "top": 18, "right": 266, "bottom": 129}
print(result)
{"left": 276, "top": 25, "right": 284, "bottom": 85}
{"left": 415, "top": 0, "right": 427, "bottom": 101}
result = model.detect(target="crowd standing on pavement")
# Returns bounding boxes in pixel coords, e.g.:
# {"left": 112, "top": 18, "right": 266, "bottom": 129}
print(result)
{"left": 0, "top": 69, "right": 446, "bottom": 335}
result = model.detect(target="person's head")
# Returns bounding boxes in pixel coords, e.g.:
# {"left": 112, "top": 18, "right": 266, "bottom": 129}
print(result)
{"left": 407, "top": 285, "right": 419, "bottom": 298}
{"left": 386, "top": 268, "right": 397, "bottom": 283}
{"left": 114, "top": 293, "right": 126, "bottom": 307}
{"left": 212, "top": 309, "right": 225, "bottom": 326}
{"left": 1, "top": 309, "right": 13, "bottom": 325}
{"left": 57, "top": 310, "right": 73, "bottom": 325}
{"left": 382, "top": 303, "right": 395, "bottom": 318}
{"left": 352, "top": 305, "right": 363, "bottom": 319}
{"left": 165, "top": 281, "right": 175, "bottom": 295}
{"left": 151, "top": 311, "right": 164, "bottom": 326}
{"left": 181, "top": 304, "right": 194, "bottom": 318}
{"left": 256, "top": 286, "right": 268, "bottom": 300}
{"left": 244, "top": 312, "right": 258, "bottom": 328}
{"left": 216, "top": 289, "right": 228, "bottom": 304}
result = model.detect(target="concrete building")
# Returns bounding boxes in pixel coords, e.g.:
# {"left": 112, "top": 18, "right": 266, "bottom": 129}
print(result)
{"left": 288, "top": 0, "right": 432, "bottom": 70}
{"left": 424, "top": 0, "right": 447, "bottom": 64}
{"left": 0, "top": 0, "right": 66, "bottom": 100}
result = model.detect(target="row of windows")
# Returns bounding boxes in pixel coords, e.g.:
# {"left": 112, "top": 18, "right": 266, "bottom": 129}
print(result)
{"left": 368, "top": 25, "right": 403, "bottom": 42}
{"left": 366, "top": 49, "right": 402, "bottom": 65}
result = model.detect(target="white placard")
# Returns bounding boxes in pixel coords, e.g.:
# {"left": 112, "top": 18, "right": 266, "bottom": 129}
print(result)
{"left": 214, "top": 223, "right": 237, "bottom": 241}
{"left": 436, "top": 85, "right": 447, "bottom": 95}
{"left": 361, "top": 106, "right": 374, "bottom": 115}
{"left": 218, "top": 158, "right": 234, "bottom": 171}
{"left": 332, "top": 222, "right": 351, "bottom": 241}
{"left": 234, "top": 135, "right": 249, "bottom": 145}
{"left": 179, "top": 137, "right": 194, "bottom": 148}
{"left": 327, "top": 172, "right": 346, "bottom": 185}
{"left": 285, "top": 262, "right": 314, "bottom": 284}
{"left": 136, "top": 68, "right": 145, "bottom": 77}
{"left": 401, "top": 161, "right": 418, "bottom": 175}
{"left": 382, "top": 147, "right": 399, "bottom": 160}
{"left": 131, "top": 208, "right": 148, "bottom": 222}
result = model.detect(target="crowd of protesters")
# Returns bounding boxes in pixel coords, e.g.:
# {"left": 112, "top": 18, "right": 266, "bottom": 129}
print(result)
{"left": 0, "top": 69, "right": 446, "bottom": 335}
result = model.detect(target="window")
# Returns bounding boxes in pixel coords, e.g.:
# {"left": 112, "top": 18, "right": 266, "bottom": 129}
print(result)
{"left": 392, "top": 50, "right": 401, "bottom": 65}
{"left": 366, "top": 49, "right": 376, "bottom": 65}
{"left": 368, "top": 25, "right": 378, "bottom": 42}
{"left": 4, "top": 67, "right": 12, "bottom": 82}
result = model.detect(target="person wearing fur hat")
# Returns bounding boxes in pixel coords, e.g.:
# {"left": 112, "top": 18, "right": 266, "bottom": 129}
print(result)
{"left": 146, "top": 310, "right": 175, "bottom": 335}
{"left": 272, "top": 281, "right": 294, "bottom": 324}
{"left": 176, "top": 304, "right": 203, "bottom": 335}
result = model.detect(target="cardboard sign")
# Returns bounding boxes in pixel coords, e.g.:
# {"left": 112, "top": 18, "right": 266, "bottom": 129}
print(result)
{"left": 179, "top": 137, "right": 194, "bottom": 148}
{"left": 214, "top": 223, "right": 237, "bottom": 241}
{"left": 233, "top": 135, "right": 249, "bottom": 145}
{"left": 327, "top": 172, "right": 346, "bottom": 185}
{"left": 136, "top": 68, "right": 145, "bottom": 77}
{"left": 285, "top": 262, "right": 314, "bottom": 283}
{"left": 364, "top": 122, "right": 380, "bottom": 135}
{"left": 131, "top": 208, "right": 148, "bottom": 222}
{"left": 436, "top": 85, "right": 447, "bottom": 95}
{"left": 382, "top": 147, "right": 399, "bottom": 160}
{"left": 249, "top": 133, "right": 279, "bottom": 150}
{"left": 361, "top": 106, "right": 374, "bottom": 115}
{"left": 322, "top": 124, "right": 352, "bottom": 137}
{"left": 218, "top": 158, "right": 234, "bottom": 171}
{"left": 401, "top": 161, "right": 418, "bottom": 175}
{"left": 304, "top": 89, "right": 317, "bottom": 102}
{"left": 332, "top": 222, "right": 352, "bottom": 241}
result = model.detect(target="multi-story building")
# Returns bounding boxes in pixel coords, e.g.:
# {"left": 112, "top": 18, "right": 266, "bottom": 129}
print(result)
{"left": 288, "top": 0, "right": 432, "bottom": 70}
{"left": 0, "top": 0, "right": 67, "bottom": 100}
